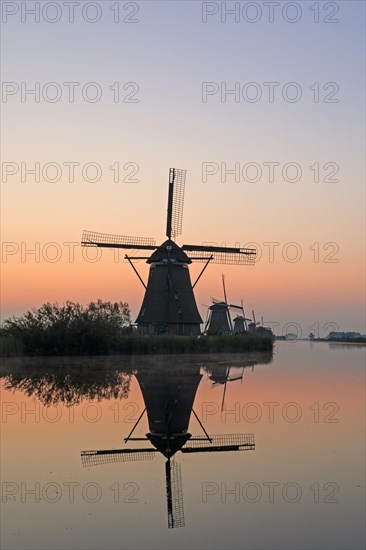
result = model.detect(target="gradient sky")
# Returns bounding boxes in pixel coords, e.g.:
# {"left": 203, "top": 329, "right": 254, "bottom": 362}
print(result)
{"left": 1, "top": 1, "right": 365, "bottom": 333}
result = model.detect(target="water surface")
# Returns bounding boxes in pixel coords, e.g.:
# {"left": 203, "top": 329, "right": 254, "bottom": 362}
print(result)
{"left": 1, "top": 341, "right": 365, "bottom": 550}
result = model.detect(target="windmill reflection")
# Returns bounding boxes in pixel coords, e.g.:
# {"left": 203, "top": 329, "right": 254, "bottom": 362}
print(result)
{"left": 208, "top": 365, "right": 245, "bottom": 411}
{"left": 207, "top": 357, "right": 262, "bottom": 413}
{"left": 81, "top": 360, "right": 262, "bottom": 529}
{"left": 0, "top": 354, "right": 271, "bottom": 529}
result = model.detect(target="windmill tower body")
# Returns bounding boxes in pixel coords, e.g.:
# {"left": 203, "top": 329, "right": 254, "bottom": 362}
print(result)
{"left": 135, "top": 240, "right": 202, "bottom": 336}
{"left": 233, "top": 316, "right": 245, "bottom": 333}
{"left": 247, "top": 322, "right": 257, "bottom": 333}
{"left": 135, "top": 366, "right": 203, "bottom": 457}
{"left": 206, "top": 302, "right": 232, "bottom": 335}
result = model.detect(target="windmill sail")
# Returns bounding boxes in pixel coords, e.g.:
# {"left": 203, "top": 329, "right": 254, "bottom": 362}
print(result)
{"left": 166, "top": 168, "right": 186, "bottom": 240}
{"left": 183, "top": 245, "right": 256, "bottom": 265}
{"left": 222, "top": 274, "right": 228, "bottom": 303}
{"left": 181, "top": 433, "right": 255, "bottom": 453}
{"left": 81, "top": 230, "right": 156, "bottom": 249}
{"left": 166, "top": 459, "right": 185, "bottom": 529}
{"left": 81, "top": 448, "right": 156, "bottom": 467}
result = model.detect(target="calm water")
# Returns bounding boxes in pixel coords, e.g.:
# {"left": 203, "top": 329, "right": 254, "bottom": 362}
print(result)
{"left": 1, "top": 341, "right": 365, "bottom": 550}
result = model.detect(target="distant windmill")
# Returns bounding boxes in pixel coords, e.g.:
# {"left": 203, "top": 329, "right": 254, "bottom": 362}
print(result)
{"left": 247, "top": 310, "right": 274, "bottom": 339}
{"left": 205, "top": 275, "right": 244, "bottom": 335}
{"left": 247, "top": 309, "right": 261, "bottom": 333}
{"left": 233, "top": 300, "right": 252, "bottom": 333}
{"left": 81, "top": 365, "right": 255, "bottom": 529}
{"left": 81, "top": 169, "right": 256, "bottom": 335}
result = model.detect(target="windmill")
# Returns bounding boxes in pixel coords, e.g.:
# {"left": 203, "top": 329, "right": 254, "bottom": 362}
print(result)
{"left": 246, "top": 310, "right": 274, "bottom": 339}
{"left": 80, "top": 364, "right": 255, "bottom": 529}
{"left": 247, "top": 309, "right": 261, "bottom": 333}
{"left": 233, "top": 300, "right": 252, "bottom": 334}
{"left": 205, "top": 275, "right": 244, "bottom": 335}
{"left": 81, "top": 168, "right": 256, "bottom": 336}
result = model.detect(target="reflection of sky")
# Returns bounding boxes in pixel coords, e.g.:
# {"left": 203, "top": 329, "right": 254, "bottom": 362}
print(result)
{"left": 1, "top": 1, "right": 365, "bottom": 330}
{"left": 1, "top": 342, "right": 365, "bottom": 549}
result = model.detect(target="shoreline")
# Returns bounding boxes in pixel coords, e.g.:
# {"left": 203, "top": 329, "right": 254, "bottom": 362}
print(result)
{"left": 0, "top": 333, "right": 273, "bottom": 357}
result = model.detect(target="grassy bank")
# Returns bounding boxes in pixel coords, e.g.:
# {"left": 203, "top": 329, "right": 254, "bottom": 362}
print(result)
{"left": 1, "top": 300, "right": 273, "bottom": 356}
{"left": 115, "top": 334, "right": 273, "bottom": 354}
{"left": 0, "top": 332, "right": 273, "bottom": 356}
{"left": 318, "top": 337, "right": 366, "bottom": 344}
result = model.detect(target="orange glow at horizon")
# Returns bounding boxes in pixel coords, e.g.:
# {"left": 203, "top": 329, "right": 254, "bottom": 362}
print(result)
{"left": 2, "top": 244, "right": 364, "bottom": 330}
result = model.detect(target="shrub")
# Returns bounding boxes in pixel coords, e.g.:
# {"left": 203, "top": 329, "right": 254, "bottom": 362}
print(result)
{"left": 2, "top": 300, "right": 131, "bottom": 355}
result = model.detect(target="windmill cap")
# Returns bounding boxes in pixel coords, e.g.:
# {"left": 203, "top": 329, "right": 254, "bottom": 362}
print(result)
{"left": 209, "top": 302, "right": 228, "bottom": 309}
{"left": 147, "top": 433, "right": 192, "bottom": 458}
{"left": 148, "top": 240, "right": 191, "bottom": 264}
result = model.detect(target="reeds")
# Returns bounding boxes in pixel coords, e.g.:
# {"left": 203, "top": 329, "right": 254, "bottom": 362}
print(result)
{"left": 0, "top": 301, "right": 273, "bottom": 356}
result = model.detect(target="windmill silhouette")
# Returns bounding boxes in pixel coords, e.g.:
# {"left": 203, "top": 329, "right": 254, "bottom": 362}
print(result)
{"left": 233, "top": 300, "right": 252, "bottom": 333}
{"left": 80, "top": 364, "right": 255, "bottom": 529}
{"left": 81, "top": 168, "right": 256, "bottom": 335}
{"left": 246, "top": 310, "right": 274, "bottom": 338}
{"left": 247, "top": 309, "right": 262, "bottom": 332}
{"left": 205, "top": 275, "right": 246, "bottom": 335}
